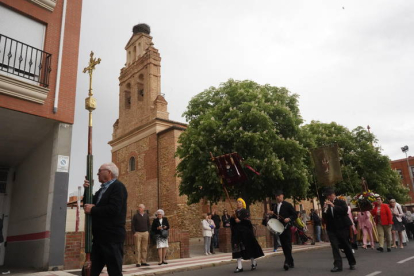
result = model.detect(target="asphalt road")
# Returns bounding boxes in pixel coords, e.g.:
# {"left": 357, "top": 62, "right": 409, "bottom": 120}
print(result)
{"left": 169, "top": 244, "right": 414, "bottom": 276}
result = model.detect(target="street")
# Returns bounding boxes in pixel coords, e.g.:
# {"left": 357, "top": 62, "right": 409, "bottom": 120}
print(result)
{"left": 169, "top": 244, "right": 414, "bottom": 276}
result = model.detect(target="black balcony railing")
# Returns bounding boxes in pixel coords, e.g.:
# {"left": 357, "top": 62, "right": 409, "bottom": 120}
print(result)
{"left": 0, "top": 34, "right": 52, "bottom": 87}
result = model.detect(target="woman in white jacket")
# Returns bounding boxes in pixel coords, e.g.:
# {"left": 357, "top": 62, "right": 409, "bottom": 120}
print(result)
{"left": 201, "top": 213, "right": 215, "bottom": 255}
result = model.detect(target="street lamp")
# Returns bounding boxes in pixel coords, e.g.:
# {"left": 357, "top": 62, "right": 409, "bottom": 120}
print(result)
{"left": 401, "top": 145, "right": 414, "bottom": 191}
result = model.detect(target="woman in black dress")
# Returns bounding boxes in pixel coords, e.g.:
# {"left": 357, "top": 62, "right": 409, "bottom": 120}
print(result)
{"left": 231, "top": 198, "right": 264, "bottom": 273}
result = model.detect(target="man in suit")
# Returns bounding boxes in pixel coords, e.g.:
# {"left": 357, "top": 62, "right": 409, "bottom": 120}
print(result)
{"left": 322, "top": 188, "right": 356, "bottom": 272}
{"left": 268, "top": 190, "right": 297, "bottom": 271}
{"left": 84, "top": 162, "right": 128, "bottom": 276}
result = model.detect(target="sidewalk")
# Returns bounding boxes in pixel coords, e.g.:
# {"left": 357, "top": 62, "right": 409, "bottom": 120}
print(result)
{"left": 19, "top": 241, "right": 330, "bottom": 276}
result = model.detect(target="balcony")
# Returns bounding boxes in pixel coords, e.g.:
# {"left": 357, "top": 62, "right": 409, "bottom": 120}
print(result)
{"left": 0, "top": 34, "right": 52, "bottom": 87}
{"left": 0, "top": 34, "right": 51, "bottom": 104}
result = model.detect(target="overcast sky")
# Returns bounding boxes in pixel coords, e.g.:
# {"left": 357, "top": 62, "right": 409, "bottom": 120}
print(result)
{"left": 68, "top": 0, "right": 414, "bottom": 195}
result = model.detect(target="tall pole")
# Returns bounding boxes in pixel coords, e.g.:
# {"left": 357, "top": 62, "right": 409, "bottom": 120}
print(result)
{"left": 82, "top": 51, "right": 101, "bottom": 276}
{"left": 401, "top": 145, "right": 414, "bottom": 192}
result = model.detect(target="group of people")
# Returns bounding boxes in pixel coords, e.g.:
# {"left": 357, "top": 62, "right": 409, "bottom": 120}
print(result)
{"left": 201, "top": 209, "right": 233, "bottom": 255}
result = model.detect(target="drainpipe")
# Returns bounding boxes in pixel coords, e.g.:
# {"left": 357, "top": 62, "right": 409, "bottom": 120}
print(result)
{"left": 53, "top": 0, "right": 67, "bottom": 113}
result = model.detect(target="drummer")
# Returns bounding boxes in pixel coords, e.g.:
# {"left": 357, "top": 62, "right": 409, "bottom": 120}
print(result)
{"left": 268, "top": 190, "right": 297, "bottom": 271}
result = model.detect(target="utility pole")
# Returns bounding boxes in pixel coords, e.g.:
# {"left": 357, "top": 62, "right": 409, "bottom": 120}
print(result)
{"left": 401, "top": 145, "right": 414, "bottom": 192}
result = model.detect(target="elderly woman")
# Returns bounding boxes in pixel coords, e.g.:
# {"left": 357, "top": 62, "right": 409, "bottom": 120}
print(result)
{"left": 201, "top": 213, "right": 215, "bottom": 255}
{"left": 151, "top": 209, "right": 170, "bottom": 265}
{"left": 231, "top": 198, "right": 264, "bottom": 273}
{"left": 371, "top": 196, "right": 393, "bottom": 252}
{"left": 389, "top": 199, "right": 405, "bottom": 248}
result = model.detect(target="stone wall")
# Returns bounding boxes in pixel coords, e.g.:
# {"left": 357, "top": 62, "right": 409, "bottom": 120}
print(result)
{"left": 63, "top": 228, "right": 189, "bottom": 269}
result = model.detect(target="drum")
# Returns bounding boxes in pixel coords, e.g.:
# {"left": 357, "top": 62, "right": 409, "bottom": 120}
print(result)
{"left": 267, "top": 218, "right": 285, "bottom": 235}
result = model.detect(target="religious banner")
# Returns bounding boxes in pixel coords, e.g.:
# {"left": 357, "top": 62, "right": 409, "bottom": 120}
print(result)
{"left": 310, "top": 144, "right": 342, "bottom": 186}
{"left": 211, "top": 152, "right": 247, "bottom": 186}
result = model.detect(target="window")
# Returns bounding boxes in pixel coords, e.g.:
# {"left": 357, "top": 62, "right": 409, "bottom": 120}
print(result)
{"left": 129, "top": 157, "right": 136, "bottom": 172}
{"left": 125, "top": 83, "right": 131, "bottom": 109}
{"left": 137, "top": 74, "right": 144, "bottom": 101}
{"left": 396, "top": 169, "right": 403, "bottom": 179}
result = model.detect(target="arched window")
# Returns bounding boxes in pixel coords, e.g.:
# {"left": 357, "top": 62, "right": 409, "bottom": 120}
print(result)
{"left": 129, "top": 157, "right": 136, "bottom": 172}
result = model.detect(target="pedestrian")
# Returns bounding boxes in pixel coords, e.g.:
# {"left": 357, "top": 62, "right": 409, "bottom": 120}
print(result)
{"left": 357, "top": 211, "right": 375, "bottom": 249}
{"left": 389, "top": 199, "right": 405, "bottom": 248}
{"left": 83, "top": 162, "right": 128, "bottom": 276}
{"left": 151, "top": 209, "right": 170, "bottom": 265}
{"left": 201, "top": 213, "right": 214, "bottom": 255}
{"left": 212, "top": 210, "right": 221, "bottom": 248}
{"left": 268, "top": 190, "right": 297, "bottom": 271}
{"left": 222, "top": 209, "right": 231, "bottom": 228}
{"left": 310, "top": 209, "right": 322, "bottom": 242}
{"left": 231, "top": 198, "right": 264, "bottom": 273}
{"left": 300, "top": 210, "right": 310, "bottom": 231}
{"left": 404, "top": 208, "right": 414, "bottom": 239}
{"left": 322, "top": 188, "right": 356, "bottom": 272}
{"left": 132, "top": 204, "right": 151, "bottom": 267}
{"left": 371, "top": 196, "right": 393, "bottom": 252}
{"left": 207, "top": 213, "right": 216, "bottom": 254}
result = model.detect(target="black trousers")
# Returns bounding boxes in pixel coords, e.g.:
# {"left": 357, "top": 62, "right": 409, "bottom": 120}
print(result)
{"left": 91, "top": 242, "right": 124, "bottom": 276}
{"left": 280, "top": 226, "right": 293, "bottom": 265}
{"left": 327, "top": 229, "right": 356, "bottom": 269}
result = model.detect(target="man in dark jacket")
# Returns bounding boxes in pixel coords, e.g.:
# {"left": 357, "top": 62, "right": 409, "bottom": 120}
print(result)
{"left": 322, "top": 188, "right": 356, "bottom": 272}
{"left": 211, "top": 211, "right": 221, "bottom": 248}
{"left": 132, "top": 204, "right": 151, "bottom": 267}
{"left": 268, "top": 190, "right": 297, "bottom": 271}
{"left": 84, "top": 162, "right": 128, "bottom": 276}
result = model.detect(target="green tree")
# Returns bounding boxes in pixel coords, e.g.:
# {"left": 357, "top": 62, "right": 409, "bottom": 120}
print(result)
{"left": 176, "top": 79, "right": 310, "bottom": 208}
{"left": 303, "top": 121, "right": 410, "bottom": 203}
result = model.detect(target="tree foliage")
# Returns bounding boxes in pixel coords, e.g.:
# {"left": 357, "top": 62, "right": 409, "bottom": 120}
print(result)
{"left": 303, "top": 121, "right": 410, "bottom": 203}
{"left": 176, "top": 79, "right": 310, "bottom": 207}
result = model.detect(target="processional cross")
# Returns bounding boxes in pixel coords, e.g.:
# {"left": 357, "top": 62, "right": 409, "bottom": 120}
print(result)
{"left": 82, "top": 51, "right": 101, "bottom": 276}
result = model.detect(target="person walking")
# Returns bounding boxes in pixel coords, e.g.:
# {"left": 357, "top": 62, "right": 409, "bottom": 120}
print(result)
{"left": 268, "top": 190, "right": 297, "bottom": 271}
{"left": 132, "top": 204, "right": 151, "bottom": 267}
{"left": 231, "top": 198, "right": 264, "bottom": 273}
{"left": 222, "top": 209, "right": 231, "bottom": 228}
{"left": 322, "top": 188, "right": 356, "bottom": 272}
{"left": 371, "top": 196, "right": 393, "bottom": 252}
{"left": 201, "top": 213, "right": 214, "bottom": 255}
{"left": 357, "top": 211, "right": 375, "bottom": 249}
{"left": 389, "top": 199, "right": 405, "bottom": 248}
{"left": 83, "top": 162, "right": 128, "bottom": 276}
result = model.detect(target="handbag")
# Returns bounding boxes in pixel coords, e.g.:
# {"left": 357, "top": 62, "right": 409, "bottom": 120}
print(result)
{"left": 161, "top": 229, "right": 169, "bottom": 238}
{"left": 401, "top": 215, "right": 408, "bottom": 225}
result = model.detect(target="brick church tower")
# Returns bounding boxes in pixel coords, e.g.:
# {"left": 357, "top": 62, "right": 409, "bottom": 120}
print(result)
{"left": 109, "top": 24, "right": 193, "bottom": 229}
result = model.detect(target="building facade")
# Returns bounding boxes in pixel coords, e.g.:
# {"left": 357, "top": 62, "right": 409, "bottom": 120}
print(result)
{"left": 0, "top": 0, "right": 82, "bottom": 270}
{"left": 390, "top": 156, "right": 414, "bottom": 207}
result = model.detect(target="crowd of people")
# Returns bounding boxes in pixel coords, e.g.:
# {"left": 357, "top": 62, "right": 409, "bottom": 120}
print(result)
{"left": 81, "top": 163, "right": 414, "bottom": 275}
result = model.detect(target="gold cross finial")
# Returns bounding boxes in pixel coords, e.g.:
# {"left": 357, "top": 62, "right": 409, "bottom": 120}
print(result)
{"left": 84, "top": 51, "right": 101, "bottom": 115}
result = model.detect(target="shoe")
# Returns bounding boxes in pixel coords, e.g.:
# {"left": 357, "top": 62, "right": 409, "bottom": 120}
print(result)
{"left": 377, "top": 247, "right": 384, "bottom": 252}
{"left": 273, "top": 249, "right": 277, "bottom": 252}
{"left": 234, "top": 267, "right": 243, "bottom": 273}
{"left": 400, "top": 245, "right": 404, "bottom": 249}
{"left": 211, "top": 252, "right": 216, "bottom": 254}
{"left": 391, "top": 245, "right": 397, "bottom": 248}
{"left": 162, "top": 261, "right": 168, "bottom": 264}
{"left": 136, "top": 264, "right": 141, "bottom": 267}
{"left": 158, "top": 263, "right": 162, "bottom": 265}
{"left": 283, "top": 263, "right": 289, "bottom": 271}
{"left": 205, "top": 253, "right": 209, "bottom": 255}
{"left": 403, "top": 243, "right": 407, "bottom": 246}
{"left": 350, "top": 265, "right": 356, "bottom": 270}
{"left": 387, "top": 248, "right": 391, "bottom": 252}
{"left": 362, "top": 245, "right": 367, "bottom": 249}
{"left": 289, "top": 263, "right": 294, "bottom": 268}
{"left": 251, "top": 264, "right": 257, "bottom": 271}
{"left": 330, "top": 267, "right": 342, "bottom": 272}
{"left": 141, "top": 263, "right": 150, "bottom": 266}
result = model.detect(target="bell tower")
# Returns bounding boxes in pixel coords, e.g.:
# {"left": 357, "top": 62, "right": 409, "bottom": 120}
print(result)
{"left": 113, "top": 23, "right": 169, "bottom": 139}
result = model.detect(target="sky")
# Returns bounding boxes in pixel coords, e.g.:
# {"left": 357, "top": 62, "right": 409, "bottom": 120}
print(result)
{"left": 68, "top": 0, "right": 414, "bottom": 195}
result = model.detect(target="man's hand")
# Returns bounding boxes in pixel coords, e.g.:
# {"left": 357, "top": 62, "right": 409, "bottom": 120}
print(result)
{"left": 267, "top": 210, "right": 274, "bottom": 215}
{"left": 284, "top": 218, "right": 291, "bottom": 223}
{"left": 84, "top": 204, "right": 95, "bottom": 214}
{"left": 83, "top": 178, "right": 90, "bottom": 188}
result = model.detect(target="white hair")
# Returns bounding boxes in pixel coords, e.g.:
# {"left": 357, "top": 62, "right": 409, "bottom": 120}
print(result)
{"left": 156, "top": 209, "right": 164, "bottom": 216}
{"left": 103, "top": 162, "right": 119, "bottom": 178}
